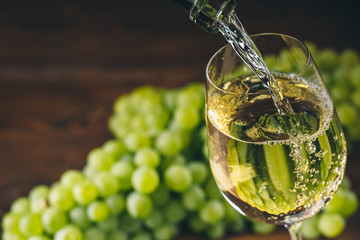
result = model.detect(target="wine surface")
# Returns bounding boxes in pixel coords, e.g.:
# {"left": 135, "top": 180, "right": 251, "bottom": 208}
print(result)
{"left": 207, "top": 73, "right": 347, "bottom": 225}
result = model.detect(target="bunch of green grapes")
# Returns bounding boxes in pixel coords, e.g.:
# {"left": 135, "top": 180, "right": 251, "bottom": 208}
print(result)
{"left": 1, "top": 46, "right": 359, "bottom": 240}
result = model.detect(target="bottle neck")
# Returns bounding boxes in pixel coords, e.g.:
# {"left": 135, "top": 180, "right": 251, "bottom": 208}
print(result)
{"left": 171, "top": 0, "right": 238, "bottom": 33}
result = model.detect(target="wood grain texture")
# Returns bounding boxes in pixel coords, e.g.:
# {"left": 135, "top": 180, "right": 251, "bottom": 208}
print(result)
{"left": 0, "top": 0, "right": 359, "bottom": 239}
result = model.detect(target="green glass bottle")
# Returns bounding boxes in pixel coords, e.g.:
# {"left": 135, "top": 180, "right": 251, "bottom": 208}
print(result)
{"left": 170, "top": 0, "right": 238, "bottom": 33}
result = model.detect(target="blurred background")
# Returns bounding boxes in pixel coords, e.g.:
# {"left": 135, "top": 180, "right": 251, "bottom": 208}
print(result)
{"left": 0, "top": 0, "right": 359, "bottom": 239}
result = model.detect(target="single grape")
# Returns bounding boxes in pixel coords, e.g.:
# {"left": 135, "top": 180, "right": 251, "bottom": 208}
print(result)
{"left": 29, "top": 185, "right": 49, "bottom": 201}
{"left": 10, "top": 197, "right": 30, "bottom": 214}
{"left": 126, "top": 192, "right": 153, "bottom": 219}
{"left": 317, "top": 213, "right": 345, "bottom": 238}
{"left": 144, "top": 209, "right": 163, "bottom": 229}
{"left": 111, "top": 156, "right": 134, "bottom": 191}
{"left": 251, "top": 220, "right": 276, "bottom": 235}
{"left": 124, "top": 132, "right": 151, "bottom": 151}
{"left": 340, "top": 49, "right": 358, "bottom": 67}
{"left": 54, "top": 225, "right": 83, "bottom": 240}
{"left": 173, "top": 106, "right": 200, "bottom": 130}
{"left": 188, "top": 162, "right": 209, "bottom": 184}
{"left": 182, "top": 185, "right": 205, "bottom": 211}
{"left": 19, "top": 213, "right": 43, "bottom": 236}
{"left": 132, "top": 166, "right": 159, "bottom": 194}
{"left": 87, "top": 201, "right": 110, "bottom": 222}
{"left": 153, "top": 224, "right": 178, "bottom": 240}
{"left": 300, "top": 215, "right": 321, "bottom": 240}
{"left": 164, "top": 164, "right": 192, "bottom": 192}
{"left": 108, "top": 230, "right": 128, "bottom": 240}
{"left": 60, "top": 170, "right": 85, "bottom": 188}
{"left": 93, "top": 171, "right": 120, "bottom": 197}
{"left": 102, "top": 139, "right": 129, "bottom": 159}
{"left": 41, "top": 207, "right": 68, "bottom": 234}
{"left": 2, "top": 212, "right": 21, "bottom": 233}
{"left": 176, "top": 83, "right": 204, "bottom": 110}
{"left": 49, "top": 185, "right": 74, "bottom": 211}
{"left": 72, "top": 180, "right": 98, "bottom": 205}
{"left": 155, "top": 130, "right": 184, "bottom": 156}
{"left": 105, "top": 194, "right": 125, "bottom": 215}
{"left": 30, "top": 197, "right": 48, "bottom": 214}
{"left": 134, "top": 147, "right": 160, "bottom": 168}
{"left": 164, "top": 200, "right": 186, "bottom": 224}
{"left": 206, "top": 221, "right": 226, "bottom": 239}
{"left": 325, "top": 188, "right": 358, "bottom": 217}
{"left": 87, "top": 148, "right": 115, "bottom": 171}
{"left": 83, "top": 227, "right": 106, "bottom": 240}
{"left": 97, "top": 215, "right": 118, "bottom": 232}
{"left": 69, "top": 206, "right": 91, "bottom": 229}
{"left": 199, "top": 200, "right": 225, "bottom": 225}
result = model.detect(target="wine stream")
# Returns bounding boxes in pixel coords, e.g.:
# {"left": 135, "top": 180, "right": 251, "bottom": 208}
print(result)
{"left": 216, "top": 13, "right": 294, "bottom": 115}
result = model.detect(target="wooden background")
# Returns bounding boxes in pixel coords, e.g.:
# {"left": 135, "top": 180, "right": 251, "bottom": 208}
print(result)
{"left": 0, "top": 0, "right": 359, "bottom": 239}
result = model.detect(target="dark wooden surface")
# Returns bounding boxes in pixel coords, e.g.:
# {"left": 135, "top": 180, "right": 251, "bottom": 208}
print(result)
{"left": 0, "top": 0, "right": 359, "bottom": 239}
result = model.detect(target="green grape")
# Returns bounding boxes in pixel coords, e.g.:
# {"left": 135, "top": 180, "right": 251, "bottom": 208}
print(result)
{"left": 317, "top": 213, "right": 345, "bottom": 238}
{"left": 173, "top": 106, "right": 200, "bottom": 130}
{"left": 251, "top": 220, "right": 276, "bottom": 235}
{"left": 176, "top": 83, "right": 204, "bottom": 110}
{"left": 87, "top": 201, "right": 110, "bottom": 222}
{"left": 164, "top": 164, "right": 192, "bottom": 192}
{"left": 108, "top": 230, "right": 128, "bottom": 240}
{"left": 315, "top": 48, "right": 338, "bottom": 70}
{"left": 97, "top": 215, "right": 118, "bottom": 232}
{"left": 117, "top": 214, "right": 142, "bottom": 233}
{"left": 19, "top": 213, "right": 43, "bottom": 236}
{"left": 182, "top": 185, "right": 205, "bottom": 211}
{"left": 130, "top": 231, "right": 152, "bottom": 240}
{"left": 205, "top": 177, "right": 222, "bottom": 199}
{"left": 49, "top": 185, "right": 74, "bottom": 211}
{"left": 29, "top": 185, "right": 49, "bottom": 201}
{"left": 223, "top": 202, "right": 247, "bottom": 233}
{"left": 124, "top": 132, "right": 151, "bottom": 151}
{"left": 161, "top": 154, "right": 186, "bottom": 170}
{"left": 153, "top": 224, "right": 177, "bottom": 240}
{"left": 10, "top": 197, "right": 30, "bottom": 214}
{"left": 144, "top": 106, "right": 170, "bottom": 136}
{"left": 41, "top": 207, "right": 68, "bottom": 234}
{"left": 87, "top": 148, "right": 115, "bottom": 171}
{"left": 30, "top": 197, "right": 48, "bottom": 214}
{"left": 54, "top": 225, "right": 83, "bottom": 240}
{"left": 83, "top": 166, "right": 100, "bottom": 179}
{"left": 93, "top": 171, "right": 120, "bottom": 197}
{"left": 340, "top": 175, "right": 351, "bottom": 190}
{"left": 349, "top": 63, "right": 360, "bottom": 87}
{"left": 83, "top": 227, "right": 106, "bottom": 240}
{"left": 102, "top": 139, "right": 129, "bottom": 159}
{"left": 340, "top": 49, "right": 359, "bottom": 67}
{"left": 336, "top": 103, "right": 357, "bottom": 126}
{"left": 111, "top": 155, "right": 134, "bottom": 190}
{"left": 300, "top": 215, "right": 321, "bottom": 240}
{"left": 28, "top": 236, "right": 51, "bottom": 240}
{"left": 199, "top": 200, "right": 225, "bottom": 225}
{"left": 69, "top": 206, "right": 91, "bottom": 229}
{"left": 72, "top": 180, "right": 98, "bottom": 205}
{"left": 144, "top": 209, "right": 163, "bottom": 229}
{"left": 126, "top": 191, "right": 153, "bottom": 219}
{"left": 2, "top": 212, "right": 21, "bottom": 233}
{"left": 188, "top": 215, "right": 206, "bottom": 233}
{"left": 206, "top": 221, "right": 226, "bottom": 239}
{"left": 155, "top": 130, "right": 184, "bottom": 156}
{"left": 60, "top": 170, "right": 85, "bottom": 188}
{"left": 2, "top": 232, "right": 26, "bottom": 240}
{"left": 188, "top": 162, "right": 209, "bottom": 184}
{"left": 325, "top": 188, "right": 358, "bottom": 217}
{"left": 330, "top": 84, "right": 350, "bottom": 102}
{"left": 132, "top": 166, "right": 159, "bottom": 194}
{"left": 105, "top": 194, "right": 125, "bottom": 215}
{"left": 151, "top": 184, "right": 170, "bottom": 206}
{"left": 134, "top": 147, "right": 160, "bottom": 168}
{"left": 164, "top": 200, "right": 186, "bottom": 224}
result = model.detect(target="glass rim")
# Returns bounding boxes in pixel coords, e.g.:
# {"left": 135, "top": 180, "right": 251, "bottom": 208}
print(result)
{"left": 205, "top": 32, "right": 311, "bottom": 94}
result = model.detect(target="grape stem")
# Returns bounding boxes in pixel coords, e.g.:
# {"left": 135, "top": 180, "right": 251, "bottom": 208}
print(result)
{"left": 285, "top": 222, "right": 303, "bottom": 240}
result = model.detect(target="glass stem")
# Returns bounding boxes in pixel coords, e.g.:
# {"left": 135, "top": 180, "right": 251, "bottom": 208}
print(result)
{"left": 285, "top": 222, "right": 303, "bottom": 240}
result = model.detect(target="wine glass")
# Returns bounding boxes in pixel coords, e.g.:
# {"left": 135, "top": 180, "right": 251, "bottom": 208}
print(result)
{"left": 205, "top": 33, "right": 347, "bottom": 239}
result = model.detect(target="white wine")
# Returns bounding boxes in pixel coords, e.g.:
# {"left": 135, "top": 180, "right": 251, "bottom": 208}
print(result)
{"left": 207, "top": 73, "right": 346, "bottom": 225}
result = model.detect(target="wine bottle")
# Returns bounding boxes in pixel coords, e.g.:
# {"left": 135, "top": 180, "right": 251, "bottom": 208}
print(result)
{"left": 170, "top": 0, "right": 238, "bottom": 33}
